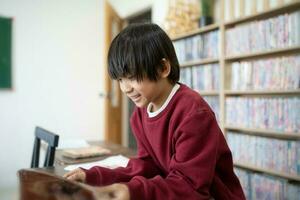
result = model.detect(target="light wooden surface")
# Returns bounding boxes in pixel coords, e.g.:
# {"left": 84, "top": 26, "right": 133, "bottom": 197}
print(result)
{"left": 224, "top": 89, "right": 300, "bottom": 95}
{"left": 16, "top": 141, "right": 136, "bottom": 200}
{"left": 224, "top": 46, "right": 300, "bottom": 61}
{"left": 234, "top": 162, "right": 300, "bottom": 182}
{"left": 225, "top": 125, "right": 300, "bottom": 140}
{"left": 180, "top": 58, "right": 219, "bottom": 68}
{"left": 55, "top": 141, "right": 136, "bottom": 165}
{"left": 171, "top": 23, "right": 219, "bottom": 41}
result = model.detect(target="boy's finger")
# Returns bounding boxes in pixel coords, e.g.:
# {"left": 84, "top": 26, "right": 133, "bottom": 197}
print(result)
{"left": 66, "top": 173, "right": 80, "bottom": 181}
{"left": 63, "top": 168, "right": 81, "bottom": 178}
{"left": 63, "top": 171, "right": 75, "bottom": 178}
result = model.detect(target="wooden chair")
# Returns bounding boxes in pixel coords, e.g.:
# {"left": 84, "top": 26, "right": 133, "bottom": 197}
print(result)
{"left": 31, "top": 127, "right": 59, "bottom": 168}
{"left": 18, "top": 169, "right": 96, "bottom": 200}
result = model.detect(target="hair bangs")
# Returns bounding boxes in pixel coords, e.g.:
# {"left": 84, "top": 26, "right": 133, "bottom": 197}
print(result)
{"left": 108, "top": 23, "right": 180, "bottom": 84}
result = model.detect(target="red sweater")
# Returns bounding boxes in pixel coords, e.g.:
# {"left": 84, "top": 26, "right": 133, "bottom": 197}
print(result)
{"left": 84, "top": 84, "right": 245, "bottom": 200}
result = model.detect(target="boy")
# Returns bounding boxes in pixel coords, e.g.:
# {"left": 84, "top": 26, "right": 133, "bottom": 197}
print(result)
{"left": 64, "top": 23, "right": 245, "bottom": 200}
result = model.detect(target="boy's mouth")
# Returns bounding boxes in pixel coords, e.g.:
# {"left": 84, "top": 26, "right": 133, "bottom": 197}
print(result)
{"left": 129, "top": 94, "right": 141, "bottom": 101}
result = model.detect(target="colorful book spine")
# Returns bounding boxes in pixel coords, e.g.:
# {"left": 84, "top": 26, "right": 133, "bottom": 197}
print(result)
{"left": 192, "top": 64, "right": 220, "bottom": 91}
{"left": 173, "top": 30, "right": 219, "bottom": 64}
{"left": 203, "top": 96, "right": 220, "bottom": 122}
{"left": 228, "top": 132, "right": 300, "bottom": 175}
{"left": 226, "top": 97, "right": 300, "bottom": 133}
{"left": 234, "top": 168, "right": 300, "bottom": 199}
{"left": 179, "top": 67, "right": 192, "bottom": 88}
{"left": 226, "top": 10, "right": 300, "bottom": 56}
{"left": 230, "top": 55, "right": 300, "bottom": 90}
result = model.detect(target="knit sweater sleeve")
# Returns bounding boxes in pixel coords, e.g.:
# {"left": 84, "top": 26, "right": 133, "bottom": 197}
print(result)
{"left": 126, "top": 110, "right": 221, "bottom": 200}
{"left": 83, "top": 145, "right": 161, "bottom": 186}
{"left": 83, "top": 110, "right": 161, "bottom": 186}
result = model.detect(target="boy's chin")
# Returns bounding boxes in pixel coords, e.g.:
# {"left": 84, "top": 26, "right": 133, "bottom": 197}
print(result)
{"left": 133, "top": 102, "right": 148, "bottom": 108}
{"left": 132, "top": 100, "right": 149, "bottom": 108}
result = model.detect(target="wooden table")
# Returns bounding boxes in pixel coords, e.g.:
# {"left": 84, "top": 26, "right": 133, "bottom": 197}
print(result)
{"left": 55, "top": 140, "right": 136, "bottom": 166}
{"left": 18, "top": 141, "right": 136, "bottom": 200}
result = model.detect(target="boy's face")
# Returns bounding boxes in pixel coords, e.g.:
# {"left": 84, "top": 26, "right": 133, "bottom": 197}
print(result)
{"left": 118, "top": 77, "right": 164, "bottom": 108}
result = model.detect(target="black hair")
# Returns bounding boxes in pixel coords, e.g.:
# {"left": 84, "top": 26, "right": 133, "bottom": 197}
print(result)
{"left": 107, "top": 23, "right": 180, "bottom": 84}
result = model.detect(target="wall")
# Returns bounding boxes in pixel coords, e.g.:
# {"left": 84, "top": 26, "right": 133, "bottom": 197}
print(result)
{"left": 0, "top": 0, "right": 170, "bottom": 197}
{"left": 108, "top": 0, "right": 169, "bottom": 27}
{"left": 0, "top": 0, "right": 105, "bottom": 193}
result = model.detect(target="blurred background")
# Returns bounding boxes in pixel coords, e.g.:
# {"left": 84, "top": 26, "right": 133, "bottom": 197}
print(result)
{"left": 0, "top": 0, "right": 299, "bottom": 199}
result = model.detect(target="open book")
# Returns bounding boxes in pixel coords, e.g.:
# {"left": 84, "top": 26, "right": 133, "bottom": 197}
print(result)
{"left": 64, "top": 155, "right": 130, "bottom": 171}
{"left": 62, "top": 146, "right": 111, "bottom": 159}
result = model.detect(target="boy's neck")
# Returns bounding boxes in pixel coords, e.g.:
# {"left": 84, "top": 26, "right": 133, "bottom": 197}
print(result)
{"left": 151, "top": 81, "right": 175, "bottom": 112}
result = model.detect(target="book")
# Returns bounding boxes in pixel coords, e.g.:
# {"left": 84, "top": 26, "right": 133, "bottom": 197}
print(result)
{"left": 226, "top": 96, "right": 300, "bottom": 132}
{"left": 234, "top": 168, "right": 300, "bottom": 199}
{"left": 173, "top": 30, "right": 219, "bottom": 64}
{"left": 64, "top": 155, "right": 130, "bottom": 171}
{"left": 230, "top": 55, "right": 300, "bottom": 91}
{"left": 228, "top": 132, "right": 300, "bottom": 175}
{"left": 226, "top": 10, "right": 300, "bottom": 56}
{"left": 62, "top": 146, "right": 111, "bottom": 159}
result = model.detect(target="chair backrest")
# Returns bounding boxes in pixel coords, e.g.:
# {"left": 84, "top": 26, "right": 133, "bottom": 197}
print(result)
{"left": 31, "top": 127, "right": 59, "bottom": 168}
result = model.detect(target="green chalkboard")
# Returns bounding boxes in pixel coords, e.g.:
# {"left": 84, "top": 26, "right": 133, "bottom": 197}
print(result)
{"left": 0, "top": 16, "right": 12, "bottom": 89}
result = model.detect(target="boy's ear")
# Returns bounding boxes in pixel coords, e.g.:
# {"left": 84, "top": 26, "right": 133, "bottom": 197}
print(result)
{"left": 159, "top": 58, "right": 171, "bottom": 78}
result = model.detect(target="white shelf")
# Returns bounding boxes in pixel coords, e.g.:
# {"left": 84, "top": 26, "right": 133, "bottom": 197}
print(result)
{"left": 225, "top": 125, "right": 300, "bottom": 140}
{"left": 180, "top": 58, "right": 219, "bottom": 67}
{"left": 224, "top": 90, "right": 300, "bottom": 95}
{"left": 172, "top": 24, "right": 219, "bottom": 41}
{"left": 234, "top": 162, "right": 300, "bottom": 182}
{"left": 225, "top": 46, "right": 300, "bottom": 61}
{"left": 197, "top": 91, "right": 219, "bottom": 96}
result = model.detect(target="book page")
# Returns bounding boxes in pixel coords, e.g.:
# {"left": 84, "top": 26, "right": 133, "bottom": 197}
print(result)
{"left": 64, "top": 155, "right": 130, "bottom": 171}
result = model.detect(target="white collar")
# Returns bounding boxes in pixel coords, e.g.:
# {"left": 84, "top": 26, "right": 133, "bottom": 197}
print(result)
{"left": 147, "top": 83, "right": 180, "bottom": 118}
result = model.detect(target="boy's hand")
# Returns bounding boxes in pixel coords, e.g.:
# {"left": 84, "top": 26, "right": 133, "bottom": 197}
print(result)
{"left": 63, "top": 168, "right": 86, "bottom": 182}
{"left": 63, "top": 169, "right": 129, "bottom": 200}
{"left": 93, "top": 184, "right": 130, "bottom": 200}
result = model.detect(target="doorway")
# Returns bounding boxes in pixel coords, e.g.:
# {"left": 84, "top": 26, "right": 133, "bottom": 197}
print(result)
{"left": 124, "top": 9, "right": 152, "bottom": 150}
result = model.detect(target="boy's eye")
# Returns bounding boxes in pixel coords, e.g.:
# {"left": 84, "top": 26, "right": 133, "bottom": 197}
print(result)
{"left": 127, "top": 76, "right": 134, "bottom": 80}
{"left": 125, "top": 76, "right": 137, "bottom": 82}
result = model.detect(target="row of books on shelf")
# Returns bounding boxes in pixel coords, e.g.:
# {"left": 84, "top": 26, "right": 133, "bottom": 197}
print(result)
{"left": 226, "top": 10, "right": 300, "bottom": 56}
{"left": 230, "top": 54, "right": 300, "bottom": 91}
{"left": 226, "top": 97, "right": 300, "bottom": 133}
{"left": 228, "top": 132, "right": 300, "bottom": 176}
{"left": 203, "top": 96, "right": 220, "bottom": 122}
{"left": 235, "top": 168, "right": 300, "bottom": 200}
{"left": 173, "top": 30, "right": 219, "bottom": 63}
{"left": 180, "top": 64, "right": 220, "bottom": 91}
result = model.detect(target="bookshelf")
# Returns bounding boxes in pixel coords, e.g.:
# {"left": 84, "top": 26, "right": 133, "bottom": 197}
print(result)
{"left": 171, "top": 0, "right": 300, "bottom": 197}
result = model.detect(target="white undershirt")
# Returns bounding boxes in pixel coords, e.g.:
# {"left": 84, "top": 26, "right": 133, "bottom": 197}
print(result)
{"left": 147, "top": 83, "right": 180, "bottom": 118}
